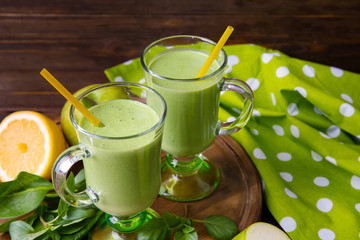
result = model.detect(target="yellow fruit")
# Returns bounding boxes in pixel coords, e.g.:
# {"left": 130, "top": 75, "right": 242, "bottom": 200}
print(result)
{"left": 0, "top": 111, "right": 67, "bottom": 181}
{"left": 61, "top": 83, "right": 129, "bottom": 146}
{"left": 60, "top": 84, "right": 98, "bottom": 146}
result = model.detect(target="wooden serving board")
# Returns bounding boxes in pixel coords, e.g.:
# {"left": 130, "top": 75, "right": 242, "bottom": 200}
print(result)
{"left": 0, "top": 135, "right": 262, "bottom": 239}
{"left": 151, "top": 135, "right": 262, "bottom": 239}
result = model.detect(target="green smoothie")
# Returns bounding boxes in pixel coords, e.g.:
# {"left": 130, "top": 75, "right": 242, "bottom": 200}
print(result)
{"left": 79, "top": 99, "right": 162, "bottom": 216}
{"left": 148, "top": 48, "right": 222, "bottom": 157}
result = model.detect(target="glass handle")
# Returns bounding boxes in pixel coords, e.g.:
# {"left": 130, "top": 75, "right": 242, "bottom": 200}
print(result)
{"left": 52, "top": 144, "right": 98, "bottom": 207}
{"left": 217, "top": 78, "right": 255, "bottom": 135}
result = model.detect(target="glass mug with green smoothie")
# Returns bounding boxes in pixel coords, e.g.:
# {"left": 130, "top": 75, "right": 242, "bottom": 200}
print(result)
{"left": 52, "top": 83, "right": 166, "bottom": 237}
{"left": 141, "top": 35, "right": 254, "bottom": 202}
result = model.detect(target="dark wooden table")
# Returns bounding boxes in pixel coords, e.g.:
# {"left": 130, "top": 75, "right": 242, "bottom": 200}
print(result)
{"left": 0, "top": 0, "right": 359, "bottom": 238}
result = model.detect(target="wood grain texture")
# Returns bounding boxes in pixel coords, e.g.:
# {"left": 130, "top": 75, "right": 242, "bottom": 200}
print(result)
{"left": 152, "top": 135, "right": 262, "bottom": 239}
{"left": 0, "top": 0, "right": 358, "bottom": 238}
{"left": 0, "top": 0, "right": 359, "bottom": 119}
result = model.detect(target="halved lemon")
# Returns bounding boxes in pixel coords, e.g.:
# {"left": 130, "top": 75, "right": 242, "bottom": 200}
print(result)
{"left": 0, "top": 111, "right": 67, "bottom": 181}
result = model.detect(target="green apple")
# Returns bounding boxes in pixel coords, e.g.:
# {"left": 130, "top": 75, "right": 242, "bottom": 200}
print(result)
{"left": 60, "top": 83, "right": 129, "bottom": 146}
{"left": 232, "top": 222, "right": 290, "bottom": 240}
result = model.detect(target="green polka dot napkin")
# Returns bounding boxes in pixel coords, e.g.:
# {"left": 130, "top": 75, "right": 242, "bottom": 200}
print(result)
{"left": 104, "top": 44, "right": 360, "bottom": 240}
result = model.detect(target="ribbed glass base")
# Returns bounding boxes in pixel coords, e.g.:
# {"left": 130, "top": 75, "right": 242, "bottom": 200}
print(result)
{"left": 89, "top": 208, "right": 160, "bottom": 240}
{"left": 159, "top": 154, "right": 220, "bottom": 201}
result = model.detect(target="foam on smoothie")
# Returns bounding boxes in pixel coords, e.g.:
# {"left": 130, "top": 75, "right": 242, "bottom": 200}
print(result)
{"left": 80, "top": 99, "right": 159, "bottom": 137}
{"left": 150, "top": 48, "right": 219, "bottom": 79}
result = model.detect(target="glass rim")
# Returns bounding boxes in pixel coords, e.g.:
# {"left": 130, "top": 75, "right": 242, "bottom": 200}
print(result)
{"left": 140, "top": 35, "right": 228, "bottom": 82}
{"left": 70, "top": 82, "right": 167, "bottom": 140}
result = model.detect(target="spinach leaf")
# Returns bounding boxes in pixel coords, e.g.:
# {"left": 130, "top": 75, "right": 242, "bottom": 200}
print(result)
{"left": 163, "top": 210, "right": 192, "bottom": 231}
{"left": 66, "top": 172, "right": 75, "bottom": 192}
{"left": 63, "top": 206, "right": 97, "bottom": 221}
{"left": 0, "top": 172, "right": 53, "bottom": 218}
{"left": 49, "top": 230, "right": 61, "bottom": 240}
{"left": 49, "top": 206, "right": 96, "bottom": 228}
{"left": 24, "top": 204, "right": 47, "bottom": 226}
{"left": 74, "top": 169, "right": 86, "bottom": 192}
{"left": 61, "top": 210, "right": 104, "bottom": 240}
{"left": 174, "top": 229, "right": 198, "bottom": 240}
{"left": 138, "top": 218, "right": 171, "bottom": 240}
{"left": 203, "top": 215, "right": 239, "bottom": 240}
{"left": 56, "top": 218, "right": 90, "bottom": 235}
{"left": 0, "top": 172, "right": 240, "bottom": 240}
{"left": 9, "top": 220, "right": 49, "bottom": 240}
{"left": 56, "top": 200, "right": 69, "bottom": 220}
{"left": 163, "top": 210, "right": 182, "bottom": 229}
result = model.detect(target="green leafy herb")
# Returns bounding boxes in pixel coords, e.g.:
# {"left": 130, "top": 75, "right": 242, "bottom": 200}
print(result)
{"left": 139, "top": 210, "right": 239, "bottom": 240}
{"left": 60, "top": 211, "right": 103, "bottom": 240}
{"left": 0, "top": 172, "right": 53, "bottom": 218}
{"left": 0, "top": 171, "right": 104, "bottom": 240}
{"left": 9, "top": 221, "right": 49, "bottom": 240}
{"left": 137, "top": 218, "right": 171, "bottom": 240}
{"left": 163, "top": 210, "right": 192, "bottom": 231}
{"left": 65, "top": 172, "right": 75, "bottom": 193}
{"left": 203, "top": 215, "right": 239, "bottom": 240}
{"left": 0, "top": 171, "right": 239, "bottom": 240}
{"left": 174, "top": 224, "right": 198, "bottom": 240}
{"left": 163, "top": 210, "right": 182, "bottom": 229}
{"left": 74, "top": 169, "right": 86, "bottom": 192}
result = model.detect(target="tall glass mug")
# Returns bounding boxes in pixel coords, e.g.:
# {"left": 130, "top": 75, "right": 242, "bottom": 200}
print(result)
{"left": 141, "top": 35, "right": 254, "bottom": 201}
{"left": 52, "top": 83, "right": 166, "bottom": 237}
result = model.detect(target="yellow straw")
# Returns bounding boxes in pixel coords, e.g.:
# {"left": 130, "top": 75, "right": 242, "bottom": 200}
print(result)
{"left": 196, "top": 25, "right": 234, "bottom": 78}
{"left": 40, "top": 68, "right": 104, "bottom": 127}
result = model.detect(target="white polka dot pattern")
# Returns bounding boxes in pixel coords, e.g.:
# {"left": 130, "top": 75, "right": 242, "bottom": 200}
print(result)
{"left": 318, "top": 228, "right": 336, "bottom": 240}
{"left": 287, "top": 103, "right": 299, "bottom": 116}
{"left": 280, "top": 172, "right": 293, "bottom": 182}
{"left": 253, "top": 148, "right": 266, "bottom": 159}
{"left": 123, "top": 59, "right": 133, "bottom": 65}
{"left": 271, "top": 92, "right": 276, "bottom": 106}
{"left": 290, "top": 125, "right": 300, "bottom": 138}
{"left": 277, "top": 152, "right": 292, "bottom": 161}
{"left": 226, "top": 116, "right": 236, "bottom": 122}
{"left": 228, "top": 55, "right": 240, "bottom": 66}
{"left": 330, "top": 66, "right": 343, "bottom": 77}
{"left": 251, "top": 129, "right": 259, "bottom": 135}
{"left": 311, "top": 151, "right": 323, "bottom": 161}
{"left": 285, "top": 188, "right": 297, "bottom": 198}
{"left": 280, "top": 217, "right": 297, "bottom": 232}
{"left": 261, "top": 53, "right": 274, "bottom": 64}
{"left": 314, "top": 177, "right": 330, "bottom": 187}
{"left": 339, "top": 103, "right": 355, "bottom": 117}
{"left": 326, "top": 125, "right": 340, "bottom": 138}
{"left": 252, "top": 109, "right": 261, "bottom": 117}
{"left": 276, "top": 66, "right": 290, "bottom": 78}
{"left": 273, "top": 125, "right": 285, "bottom": 136}
{"left": 246, "top": 78, "right": 260, "bottom": 91}
{"left": 317, "top": 198, "right": 333, "bottom": 212}
{"left": 341, "top": 93, "right": 353, "bottom": 103}
{"left": 314, "top": 106, "right": 324, "bottom": 115}
{"left": 320, "top": 132, "right": 330, "bottom": 139}
{"left": 355, "top": 203, "right": 360, "bottom": 212}
{"left": 295, "top": 86, "right": 307, "bottom": 97}
{"left": 325, "top": 156, "right": 337, "bottom": 166}
{"left": 108, "top": 44, "right": 360, "bottom": 240}
{"left": 351, "top": 175, "right": 360, "bottom": 190}
{"left": 114, "top": 76, "right": 124, "bottom": 82}
{"left": 303, "top": 65, "right": 315, "bottom": 77}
